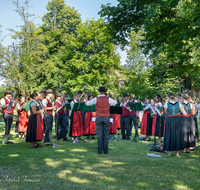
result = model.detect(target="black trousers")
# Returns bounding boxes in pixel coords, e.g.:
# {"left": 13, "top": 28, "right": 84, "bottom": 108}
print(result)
{"left": 129, "top": 114, "right": 137, "bottom": 136}
{"left": 44, "top": 114, "right": 53, "bottom": 142}
{"left": 120, "top": 116, "right": 130, "bottom": 139}
{"left": 3, "top": 113, "right": 13, "bottom": 139}
{"left": 95, "top": 117, "right": 110, "bottom": 154}
{"left": 55, "top": 114, "right": 67, "bottom": 140}
{"left": 65, "top": 112, "right": 69, "bottom": 135}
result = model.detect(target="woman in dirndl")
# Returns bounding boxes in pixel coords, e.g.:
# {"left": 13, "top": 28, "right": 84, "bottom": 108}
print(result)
{"left": 154, "top": 94, "right": 165, "bottom": 143}
{"left": 180, "top": 93, "right": 196, "bottom": 153}
{"left": 187, "top": 90, "right": 199, "bottom": 151}
{"left": 140, "top": 96, "right": 153, "bottom": 141}
{"left": 15, "top": 96, "right": 29, "bottom": 139}
{"left": 26, "top": 92, "right": 44, "bottom": 148}
{"left": 163, "top": 93, "right": 187, "bottom": 156}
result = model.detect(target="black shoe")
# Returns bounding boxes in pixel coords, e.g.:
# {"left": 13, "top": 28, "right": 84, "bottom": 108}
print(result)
{"left": 181, "top": 151, "right": 186, "bottom": 153}
{"left": 121, "top": 138, "right": 126, "bottom": 140}
{"left": 36, "top": 143, "right": 42, "bottom": 147}
{"left": 127, "top": 138, "right": 130, "bottom": 140}
{"left": 57, "top": 139, "right": 60, "bottom": 141}
{"left": 30, "top": 146, "right": 37, "bottom": 148}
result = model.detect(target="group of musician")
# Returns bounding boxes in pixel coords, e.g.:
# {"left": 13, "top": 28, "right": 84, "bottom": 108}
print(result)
{"left": 0, "top": 88, "right": 199, "bottom": 156}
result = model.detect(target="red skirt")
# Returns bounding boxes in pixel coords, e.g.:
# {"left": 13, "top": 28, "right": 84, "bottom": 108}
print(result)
{"left": 115, "top": 114, "right": 121, "bottom": 129}
{"left": 18, "top": 110, "right": 29, "bottom": 132}
{"left": 84, "top": 112, "right": 96, "bottom": 135}
{"left": 36, "top": 114, "right": 44, "bottom": 141}
{"left": 151, "top": 114, "right": 157, "bottom": 135}
{"left": 140, "top": 111, "right": 152, "bottom": 135}
{"left": 84, "top": 112, "right": 91, "bottom": 135}
{"left": 89, "top": 112, "right": 96, "bottom": 135}
{"left": 109, "top": 114, "right": 117, "bottom": 134}
{"left": 71, "top": 111, "right": 83, "bottom": 137}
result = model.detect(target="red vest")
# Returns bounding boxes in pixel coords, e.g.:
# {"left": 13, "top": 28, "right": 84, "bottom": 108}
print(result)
{"left": 2, "top": 97, "right": 13, "bottom": 114}
{"left": 55, "top": 101, "right": 64, "bottom": 115}
{"left": 62, "top": 101, "right": 69, "bottom": 113}
{"left": 46, "top": 98, "right": 52, "bottom": 114}
{"left": 130, "top": 100, "right": 136, "bottom": 115}
{"left": 122, "top": 102, "right": 130, "bottom": 116}
{"left": 96, "top": 96, "right": 110, "bottom": 117}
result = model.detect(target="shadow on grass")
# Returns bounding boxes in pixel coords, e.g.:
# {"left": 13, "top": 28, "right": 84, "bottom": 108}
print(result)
{"left": 0, "top": 124, "right": 199, "bottom": 190}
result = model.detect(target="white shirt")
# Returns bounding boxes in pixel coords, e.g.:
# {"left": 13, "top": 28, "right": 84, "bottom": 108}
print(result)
{"left": 164, "top": 100, "right": 183, "bottom": 109}
{"left": 70, "top": 100, "right": 78, "bottom": 110}
{"left": 156, "top": 102, "right": 162, "bottom": 107}
{"left": 42, "top": 97, "right": 52, "bottom": 107}
{"left": 1, "top": 97, "right": 14, "bottom": 107}
{"left": 30, "top": 99, "right": 37, "bottom": 108}
{"left": 86, "top": 95, "right": 117, "bottom": 106}
{"left": 120, "top": 100, "right": 129, "bottom": 107}
{"left": 120, "top": 100, "right": 132, "bottom": 112}
{"left": 144, "top": 103, "right": 152, "bottom": 110}
{"left": 197, "top": 104, "right": 200, "bottom": 110}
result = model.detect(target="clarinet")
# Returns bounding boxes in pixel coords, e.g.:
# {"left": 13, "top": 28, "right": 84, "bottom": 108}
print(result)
{"left": 38, "top": 100, "right": 48, "bottom": 119}
{"left": 7, "top": 99, "right": 13, "bottom": 110}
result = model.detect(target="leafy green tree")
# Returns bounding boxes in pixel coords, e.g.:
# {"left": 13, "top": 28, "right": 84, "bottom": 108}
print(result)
{"left": 100, "top": 0, "right": 200, "bottom": 98}
{"left": 54, "top": 18, "right": 121, "bottom": 95}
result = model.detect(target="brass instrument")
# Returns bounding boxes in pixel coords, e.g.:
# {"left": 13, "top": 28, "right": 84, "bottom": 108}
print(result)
{"left": 79, "top": 86, "right": 88, "bottom": 101}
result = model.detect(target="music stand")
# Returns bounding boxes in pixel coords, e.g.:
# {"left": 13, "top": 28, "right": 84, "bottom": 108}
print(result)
{"left": 148, "top": 105, "right": 162, "bottom": 152}
{"left": 109, "top": 106, "right": 122, "bottom": 142}
{"left": 25, "top": 101, "right": 31, "bottom": 111}
{"left": 128, "top": 102, "right": 143, "bottom": 142}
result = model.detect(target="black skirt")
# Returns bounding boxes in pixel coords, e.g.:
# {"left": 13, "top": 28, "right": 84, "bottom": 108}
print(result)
{"left": 155, "top": 115, "right": 165, "bottom": 137}
{"left": 146, "top": 113, "right": 153, "bottom": 136}
{"left": 191, "top": 115, "right": 199, "bottom": 143}
{"left": 163, "top": 116, "right": 184, "bottom": 151}
{"left": 26, "top": 114, "right": 37, "bottom": 142}
{"left": 15, "top": 114, "right": 19, "bottom": 133}
{"left": 181, "top": 116, "right": 196, "bottom": 148}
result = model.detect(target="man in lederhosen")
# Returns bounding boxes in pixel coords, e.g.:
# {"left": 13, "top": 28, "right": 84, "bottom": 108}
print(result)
{"left": 1, "top": 90, "right": 17, "bottom": 141}
{"left": 85, "top": 87, "right": 117, "bottom": 154}
{"left": 42, "top": 89, "right": 56, "bottom": 144}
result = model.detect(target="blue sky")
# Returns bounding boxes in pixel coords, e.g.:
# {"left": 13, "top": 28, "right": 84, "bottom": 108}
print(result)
{"left": 0, "top": 0, "right": 127, "bottom": 84}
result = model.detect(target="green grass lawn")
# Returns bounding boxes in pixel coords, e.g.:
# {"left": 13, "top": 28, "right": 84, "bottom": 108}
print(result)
{"left": 0, "top": 116, "right": 200, "bottom": 190}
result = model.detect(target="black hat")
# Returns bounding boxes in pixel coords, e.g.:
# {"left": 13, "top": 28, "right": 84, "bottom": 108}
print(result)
{"left": 5, "top": 90, "right": 12, "bottom": 94}
{"left": 65, "top": 95, "right": 69, "bottom": 98}
{"left": 18, "top": 93, "right": 23, "bottom": 98}
{"left": 46, "top": 89, "right": 53, "bottom": 94}
{"left": 40, "top": 88, "right": 46, "bottom": 93}
{"left": 98, "top": 87, "right": 106, "bottom": 92}
{"left": 135, "top": 96, "right": 140, "bottom": 99}
{"left": 123, "top": 93, "right": 129, "bottom": 97}
{"left": 56, "top": 92, "right": 62, "bottom": 97}
{"left": 78, "top": 90, "right": 82, "bottom": 94}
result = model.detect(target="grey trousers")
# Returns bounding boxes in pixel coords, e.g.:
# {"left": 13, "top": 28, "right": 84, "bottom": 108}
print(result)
{"left": 44, "top": 114, "right": 53, "bottom": 142}
{"left": 120, "top": 116, "right": 130, "bottom": 139}
{"left": 95, "top": 117, "right": 110, "bottom": 154}
{"left": 3, "top": 113, "right": 13, "bottom": 139}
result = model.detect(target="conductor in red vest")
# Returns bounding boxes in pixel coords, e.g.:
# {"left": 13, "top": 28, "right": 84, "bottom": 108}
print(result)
{"left": 85, "top": 87, "right": 117, "bottom": 154}
{"left": 1, "top": 90, "right": 17, "bottom": 141}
